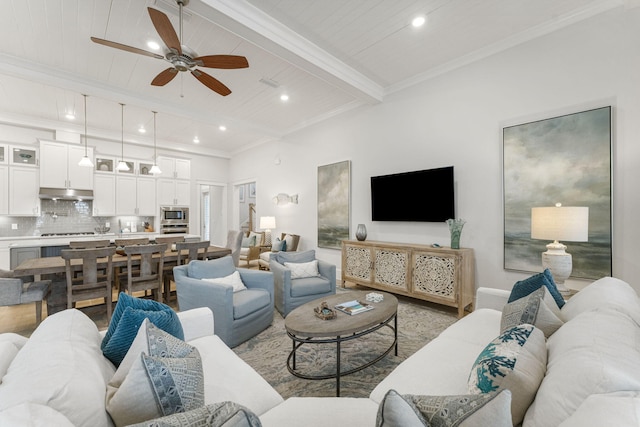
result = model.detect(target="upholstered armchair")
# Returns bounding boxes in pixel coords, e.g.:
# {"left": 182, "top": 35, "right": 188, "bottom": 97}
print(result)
{"left": 269, "top": 249, "right": 336, "bottom": 317}
{"left": 174, "top": 256, "right": 274, "bottom": 348}
{"left": 239, "top": 230, "right": 265, "bottom": 267}
{"left": 258, "top": 233, "right": 300, "bottom": 271}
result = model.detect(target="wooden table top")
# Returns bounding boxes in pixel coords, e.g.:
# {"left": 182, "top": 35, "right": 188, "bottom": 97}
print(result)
{"left": 285, "top": 290, "right": 398, "bottom": 338}
{"left": 12, "top": 245, "right": 231, "bottom": 276}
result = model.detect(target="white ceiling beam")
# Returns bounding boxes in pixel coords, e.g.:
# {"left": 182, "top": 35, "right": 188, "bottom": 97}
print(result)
{"left": 192, "top": 0, "right": 384, "bottom": 104}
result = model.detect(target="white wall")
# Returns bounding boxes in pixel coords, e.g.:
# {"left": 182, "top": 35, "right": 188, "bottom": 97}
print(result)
{"left": 230, "top": 7, "right": 640, "bottom": 293}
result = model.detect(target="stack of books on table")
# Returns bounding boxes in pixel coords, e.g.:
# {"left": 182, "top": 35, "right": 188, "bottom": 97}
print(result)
{"left": 335, "top": 300, "right": 374, "bottom": 315}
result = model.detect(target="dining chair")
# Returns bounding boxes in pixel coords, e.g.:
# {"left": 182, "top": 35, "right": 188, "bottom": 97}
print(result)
{"left": 60, "top": 246, "right": 116, "bottom": 322}
{"left": 0, "top": 269, "right": 51, "bottom": 325}
{"left": 119, "top": 243, "right": 167, "bottom": 302}
{"left": 155, "top": 236, "right": 186, "bottom": 302}
{"left": 163, "top": 240, "right": 210, "bottom": 303}
{"left": 113, "top": 237, "right": 150, "bottom": 291}
{"left": 69, "top": 239, "right": 111, "bottom": 249}
{"left": 226, "top": 230, "right": 243, "bottom": 267}
{"left": 115, "top": 237, "right": 150, "bottom": 246}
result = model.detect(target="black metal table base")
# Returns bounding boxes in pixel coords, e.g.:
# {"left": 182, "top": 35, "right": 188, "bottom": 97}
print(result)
{"left": 286, "top": 312, "right": 398, "bottom": 397}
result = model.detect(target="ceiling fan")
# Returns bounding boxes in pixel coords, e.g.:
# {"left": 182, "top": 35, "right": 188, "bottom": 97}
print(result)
{"left": 90, "top": 0, "right": 248, "bottom": 96}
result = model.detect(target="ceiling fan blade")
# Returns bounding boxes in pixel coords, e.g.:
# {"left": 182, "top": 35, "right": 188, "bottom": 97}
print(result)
{"left": 147, "top": 7, "right": 182, "bottom": 55}
{"left": 193, "top": 55, "right": 249, "bottom": 69}
{"left": 151, "top": 68, "right": 179, "bottom": 86}
{"left": 191, "top": 69, "right": 231, "bottom": 96}
{"left": 90, "top": 37, "right": 164, "bottom": 59}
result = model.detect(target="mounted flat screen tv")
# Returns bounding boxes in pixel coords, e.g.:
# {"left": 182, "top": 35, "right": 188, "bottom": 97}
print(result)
{"left": 371, "top": 166, "right": 455, "bottom": 222}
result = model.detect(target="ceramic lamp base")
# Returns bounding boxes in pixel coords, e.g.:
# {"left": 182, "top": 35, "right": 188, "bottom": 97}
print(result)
{"left": 541, "top": 241, "right": 572, "bottom": 289}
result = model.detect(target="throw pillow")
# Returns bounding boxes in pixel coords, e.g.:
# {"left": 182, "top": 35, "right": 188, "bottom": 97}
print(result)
{"left": 101, "top": 293, "right": 184, "bottom": 367}
{"left": 284, "top": 260, "right": 320, "bottom": 279}
{"left": 106, "top": 320, "right": 204, "bottom": 427}
{"left": 203, "top": 271, "right": 247, "bottom": 292}
{"left": 241, "top": 236, "right": 256, "bottom": 248}
{"left": 376, "top": 389, "right": 512, "bottom": 427}
{"left": 281, "top": 240, "right": 287, "bottom": 252}
{"left": 283, "top": 234, "right": 295, "bottom": 251}
{"left": 271, "top": 238, "right": 284, "bottom": 252}
{"left": 126, "top": 401, "right": 262, "bottom": 427}
{"left": 248, "top": 231, "right": 263, "bottom": 246}
{"left": 508, "top": 268, "right": 565, "bottom": 309}
{"left": 501, "top": 286, "right": 564, "bottom": 338}
{"left": 468, "top": 324, "right": 547, "bottom": 426}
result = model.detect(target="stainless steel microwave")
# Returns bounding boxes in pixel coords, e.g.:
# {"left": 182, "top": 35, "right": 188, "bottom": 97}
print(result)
{"left": 160, "top": 206, "right": 189, "bottom": 223}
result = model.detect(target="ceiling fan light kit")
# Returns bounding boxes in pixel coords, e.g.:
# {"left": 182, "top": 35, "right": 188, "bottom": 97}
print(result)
{"left": 90, "top": 0, "right": 248, "bottom": 96}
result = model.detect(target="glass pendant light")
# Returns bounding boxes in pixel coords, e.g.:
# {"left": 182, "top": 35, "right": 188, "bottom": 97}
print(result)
{"left": 78, "top": 94, "right": 94, "bottom": 167}
{"left": 149, "top": 111, "right": 162, "bottom": 175}
{"left": 116, "top": 103, "right": 130, "bottom": 171}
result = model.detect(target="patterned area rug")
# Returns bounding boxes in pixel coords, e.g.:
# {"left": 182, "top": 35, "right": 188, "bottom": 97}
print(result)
{"left": 233, "top": 288, "right": 458, "bottom": 398}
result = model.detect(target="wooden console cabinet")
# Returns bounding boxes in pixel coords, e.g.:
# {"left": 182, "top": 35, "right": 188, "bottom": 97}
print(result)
{"left": 341, "top": 240, "right": 475, "bottom": 318}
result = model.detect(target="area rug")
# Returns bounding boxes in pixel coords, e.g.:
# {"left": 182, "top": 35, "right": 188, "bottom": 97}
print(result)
{"left": 232, "top": 288, "right": 458, "bottom": 398}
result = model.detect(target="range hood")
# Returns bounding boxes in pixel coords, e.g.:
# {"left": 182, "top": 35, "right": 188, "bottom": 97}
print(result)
{"left": 39, "top": 187, "right": 94, "bottom": 201}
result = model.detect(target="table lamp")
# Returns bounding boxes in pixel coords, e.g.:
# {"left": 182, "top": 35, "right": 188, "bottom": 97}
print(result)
{"left": 531, "top": 204, "right": 589, "bottom": 292}
{"left": 260, "top": 216, "right": 276, "bottom": 246}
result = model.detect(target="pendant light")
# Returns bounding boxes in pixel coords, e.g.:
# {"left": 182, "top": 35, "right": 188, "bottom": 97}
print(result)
{"left": 149, "top": 111, "right": 162, "bottom": 175}
{"left": 116, "top": 103, "right": 130, "bottom": 171}
{"left": 78, "top": 94, "right": 94, "bottom": 167}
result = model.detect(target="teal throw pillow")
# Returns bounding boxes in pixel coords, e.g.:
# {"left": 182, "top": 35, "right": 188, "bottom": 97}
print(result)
{"left": 508, "top": 268, "right": 565, "bottom": 309}
{"left": 126, "top": 401, "right": 262, "bottom": 427}
{"left": 376, "top": 389, "right": 513, "bottom": 427}
{"left": 101, "top": 293, "right": 184, "bottom": 366}
{"left": 281, "top": 239, "right": 287, "bottom": 252}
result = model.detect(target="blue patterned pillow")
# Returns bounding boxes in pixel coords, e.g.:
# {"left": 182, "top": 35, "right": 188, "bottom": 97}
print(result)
{"left": 376, "top": 389, "right": 512, "bottom": 427}
{"left": 126, "top": 401, "right": 262, "bottom": 427}
{"left": 508, "top": 269, "right": 565, "bottom": 309}
{"left": 101, "top": 293, "right": 183, "bottom": 366}
{"left": 468, "top": 324, "right": 547, "bottom": 425}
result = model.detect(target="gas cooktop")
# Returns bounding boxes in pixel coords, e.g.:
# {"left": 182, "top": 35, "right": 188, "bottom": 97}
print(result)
{"left": 41, "top": 232, "right": 95, "bottom": 237}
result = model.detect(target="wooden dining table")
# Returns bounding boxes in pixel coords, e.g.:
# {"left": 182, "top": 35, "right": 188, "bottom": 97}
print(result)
{"left": 12, "top": 245, "right": 232, "bottom": 315}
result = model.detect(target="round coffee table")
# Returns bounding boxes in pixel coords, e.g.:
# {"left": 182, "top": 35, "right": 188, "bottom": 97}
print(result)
{"left": 284, "top": 290, "right": 398, "bottom": 396}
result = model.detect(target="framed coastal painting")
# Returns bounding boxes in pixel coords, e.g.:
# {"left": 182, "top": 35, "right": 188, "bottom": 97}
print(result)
{"left": 318, "top": 160, "right": 351, "bottom": 249}
{"left": 503, "top": 106, "right": 612, "bottom": 280}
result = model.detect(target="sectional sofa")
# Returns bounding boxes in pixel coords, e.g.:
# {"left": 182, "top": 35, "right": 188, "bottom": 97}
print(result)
{"left": 0, "top": 276, "right": 638, "bottom": 426}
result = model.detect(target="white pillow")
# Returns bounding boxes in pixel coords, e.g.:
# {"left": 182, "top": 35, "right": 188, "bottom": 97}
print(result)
{"left": 284, "top": 260, "right": 319, "bottom": 279}
{"left": 558, "top": 391, "right": 640, "bottom": 427}
{"left": 560, "top": 277, "right": 640, "bottom": 322}
{"left": 284, "top": 234, "right": 295, "bottom": 251}
{"left": 202, "top": 271, "right": 247, "bottom": 292}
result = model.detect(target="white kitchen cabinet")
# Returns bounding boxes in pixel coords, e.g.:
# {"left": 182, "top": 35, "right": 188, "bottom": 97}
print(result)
{"left": 0, "top": 144, "right": 7, "bottom": 164}
{"left": 0, "top": 166, "right": 7, "bottom": 215}
{"left": 157, "top": 157, "right": 190, "bottom": 180}
{"left": 9, "top": 167, "right": 40, "bottom": 215}
{"left": 157, "top": 178, "right": 190, "bottom": 206}
{"left": 93, "top": 174, "right": 116, "bottom": 216}
{"left": 39, "top": 140, "right": 93, "bottom": 190}
{"left": 116, "top": 176, "right": 156, "bottom": 216}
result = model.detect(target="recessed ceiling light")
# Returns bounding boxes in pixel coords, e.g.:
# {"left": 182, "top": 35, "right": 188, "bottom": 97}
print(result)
{"left": 138, "top": 126, "right": 146, "bottom": 134}
{"left": 219, "top": 125, "right": 227, "bottom": 131}
{"left": 65, "top": 112, "right": 75, "bottom": 120}
{"left": 147, "top": 40, "right": 161, "bottom": 51}
{"left": 193, "top": 136, "right": 200, "bottom": 144}
{"left": 280, "top": 94, "right": 289, "bottom": 102}
{"left": 412, "top": 15, "right": 426, "bottom": 28}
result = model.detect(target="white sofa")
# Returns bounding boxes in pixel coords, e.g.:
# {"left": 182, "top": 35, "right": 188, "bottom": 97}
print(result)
{"left": 1, "top": 277, "right": 639, "bottom": 426}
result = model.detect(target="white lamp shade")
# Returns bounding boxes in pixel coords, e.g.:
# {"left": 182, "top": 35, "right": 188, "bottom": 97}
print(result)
{"left": 260, "top": 216, "right": 276, "bottom": 230}
{"left": 531, "top": 206, "right": 589, "bottom": 242}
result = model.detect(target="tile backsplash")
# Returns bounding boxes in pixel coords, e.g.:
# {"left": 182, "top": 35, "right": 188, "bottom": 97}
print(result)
{"left": 0, "top": 200, "right": 153, "bottom": 237}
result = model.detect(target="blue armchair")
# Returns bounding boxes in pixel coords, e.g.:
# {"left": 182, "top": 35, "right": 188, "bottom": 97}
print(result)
{"left": 270, "top": 250, "right": 336, "bottom": 317}
{"left": 173, "top": 256, "right": 274, "bottom": 348}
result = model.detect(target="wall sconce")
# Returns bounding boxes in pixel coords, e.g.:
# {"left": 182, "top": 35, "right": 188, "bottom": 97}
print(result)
{"left": 273, "top": 193, "right": 298, "bottom": 206}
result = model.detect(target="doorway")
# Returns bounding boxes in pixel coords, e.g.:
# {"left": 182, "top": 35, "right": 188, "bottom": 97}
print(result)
{"left": 198, "top": 183, "right": 226, "bottom": 246}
